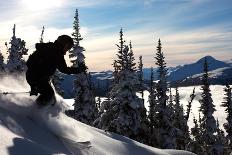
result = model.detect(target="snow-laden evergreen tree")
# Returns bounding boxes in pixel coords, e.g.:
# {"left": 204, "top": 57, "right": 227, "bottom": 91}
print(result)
{"left": 129, "top": 42, "right": 149, "bottom": 144}
{"left": 189, "top": 115, "right": 204, "bottom": 154}
{"left": 128, "top": 41, "right": 136, "bottom": 71}
{"left": 168, "top": 88, "right": 174, "bottom": 109}
{"left": 0, "top": 49, "right": 5, "bottom": 72}
{"left": 138, "top": 55, "right": 144, "bottom": 103}
{"left": 173, "top": 87, "right": 189, "bottom": 150}
{"left": 6, "top": 24, "right": 28, "bottom": 73}
{"left": 168, "top": 88, "right": 175, "bottom": 120}
{"left": 154, "top": 39, "right": 176, "bottom": 149}
{"left": 69, "top": 9, "right": 83, "bottom": 67}
{"left": 148, "top": 67, "right": 159, "bottom": 146}
{"left": 186, "top": 87, "right": 196, "bottom": 122}
{"left": 70, "top": 9, "right": 97, "bottom": 125}
{"left": 199, "top": 57, "right": 217, "bottom": 154}
{"left": 95, "top": 29, "right": 148, "bottom": 143}
{"left": 210, "top": 119, "right": 227, "bottom": 155}
{"left": 221, "top": 84, "right": 232, "bottom": 149}
{"left": 112, "top": 60, "right": 120, "bottom": 85}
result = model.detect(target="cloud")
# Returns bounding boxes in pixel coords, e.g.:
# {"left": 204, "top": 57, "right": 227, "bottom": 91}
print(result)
{"left": 78, "top": 23, "right": 232, "bottom": 71}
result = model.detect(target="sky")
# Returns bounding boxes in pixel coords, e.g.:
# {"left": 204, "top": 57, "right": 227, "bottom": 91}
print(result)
{"left": 0, "top": 0, "right": 231, "bottom": 71}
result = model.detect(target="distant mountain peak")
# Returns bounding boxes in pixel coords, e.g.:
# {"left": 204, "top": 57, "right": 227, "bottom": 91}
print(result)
{"left": 196, "top": 55, "right": 216, "bottom": 63}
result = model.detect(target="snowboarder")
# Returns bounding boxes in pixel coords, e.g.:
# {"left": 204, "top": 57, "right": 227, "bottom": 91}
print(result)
{"left": 26, "top": 35, "right": 86, "bottom": 105}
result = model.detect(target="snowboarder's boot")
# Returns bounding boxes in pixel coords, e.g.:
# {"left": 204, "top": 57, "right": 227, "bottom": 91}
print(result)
{"left": 30, "top": 86, "right": 38, "bottom": 96}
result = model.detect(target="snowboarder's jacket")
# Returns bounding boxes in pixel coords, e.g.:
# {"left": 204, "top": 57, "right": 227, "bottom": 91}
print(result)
{"left": 26, "top": 41, "right": 84, "bottom": 82}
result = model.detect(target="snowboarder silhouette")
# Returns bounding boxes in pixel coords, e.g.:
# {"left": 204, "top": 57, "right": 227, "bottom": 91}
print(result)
{"left": 26, "top": 35, "right": 86, "bottom": 105}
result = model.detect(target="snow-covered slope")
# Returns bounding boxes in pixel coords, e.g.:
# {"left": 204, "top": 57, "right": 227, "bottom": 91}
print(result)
{"left": 0, "top": 75, "right": 195, "bottom": 155}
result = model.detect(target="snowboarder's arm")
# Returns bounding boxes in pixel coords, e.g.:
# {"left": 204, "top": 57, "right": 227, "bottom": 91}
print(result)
{"left": 57, "top": 57, "right": 85, "bottom": 74}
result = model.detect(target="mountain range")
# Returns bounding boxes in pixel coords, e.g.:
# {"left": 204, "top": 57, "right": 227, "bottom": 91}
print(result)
{"left": 61, "top": 56, "right": 232, "bottom": 98}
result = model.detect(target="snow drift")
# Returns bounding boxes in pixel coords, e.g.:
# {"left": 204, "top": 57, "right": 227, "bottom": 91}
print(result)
{"left": 0, "top": 75, "right": 195, "bottom": 155}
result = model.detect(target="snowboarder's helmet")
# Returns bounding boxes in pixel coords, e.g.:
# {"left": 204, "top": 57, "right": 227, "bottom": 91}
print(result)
{"left": 57, "top": 35, "right": 74, "bottom": 48}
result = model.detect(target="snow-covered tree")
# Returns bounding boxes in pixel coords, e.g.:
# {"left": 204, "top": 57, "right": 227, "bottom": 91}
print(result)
{"left": 168, "top": 88, "right": 175, "bottom": 120}
{"left": 138, "top": 55, "right": 144, "bottom": 103}
{"left": 69, "top": 9, "right": 84, "bottom": 67}
{"left": 148, "top": 67, "right": 159, "bottom": 146}
{"left": 70, "top": 9, "right": 97, "bottom": 125}
{"left": 154, "top": 39, "right": 176, "bottom": 149}
{"left": 189, "top": 115, "right": 204, "bottom": 154}
{"left": 112, "top": 60, "right": 120, "bottom": 85}
{"left": 209, "top": 119, "right": 227, "bottom": 155}
{"left": 173, "top": 87, "right": 189, "bottom": 150}
{"left": 186, "top": 87, "right": 196, "bottom": 122}
{"left": 221, "top": 84, "right": 232, "bottom": 148}
{"left": 95, "top": 29, "right": 148, "bottom": 143}
{"left": 168, "top": 88, "right": 174, "bottom": 108}
{"left": 6, "top": 24, "right": 28, "bottom": 73}
{"left": 0, "top": 49, "right": 5, "bottom": 72}
{"left": 199, "top": 57, "right": 217, "bottom": 154}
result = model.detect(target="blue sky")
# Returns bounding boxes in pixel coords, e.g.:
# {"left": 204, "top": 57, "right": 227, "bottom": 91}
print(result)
{"left": 0, "top": 0, "right": 231, "bottom": 71}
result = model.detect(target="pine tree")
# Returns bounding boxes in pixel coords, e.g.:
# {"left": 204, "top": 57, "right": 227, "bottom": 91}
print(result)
{"left": 167, "top": 87, "right": 175, "bottom": 120}
{"left": 168, "top": 88, "right": 174, "bottom": 110}
{"left": 69, "top": 9, "right": 84, "bottom": 67}
{"left": 221, "top": 84, "right": 232, "bottom": 149}
{"left": 128, "top": 41, "right": 136, "bottom": 71}
{"left": 138, "top": 55, "right": 144, "bottom": 103}
{"left": 96, "top": 29, "right": 148, "bottom": 143}
{"left": 112, "top": 60, "right": 120, "bottom": 85}
{"left": 70, "top": 9, "right": 97, "bottom": 125}
{"left": 186, "top": 87, "right": 196, "bottom": 122}
{"left": 173, "top": 87, "right": 189, "bottom": 150}
{"left": 199, "top": 57, "right": 217, "bottom": 154}
{"left": 0, "top": 49, "right": 5, "bottom": 72}
{"left": 6, "top": 24, "right": 28, "bottom": 73}
{"left": 154, "top": 39, "right": 176, "bottom": 149}
{"left": 189, "top": 115, "right": 204, "bottom": 154}
{"left": 210, "top": 119, "right": 227, "bottom": 155}
{"left": 148, "top": 67, "right": 159, "bottom": 146}
{"left": 39, "top": 26, "right": 45, "bottom": 43}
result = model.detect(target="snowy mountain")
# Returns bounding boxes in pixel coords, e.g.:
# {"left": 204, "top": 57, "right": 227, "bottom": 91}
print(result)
{"left": 61, "top": 71, "right": 113, "bottom": 98}
{"left": 224, "top": 59, "right": 232, "bottom": 66}
{"left": 0, "top": 75, "right": 195, "bottom": 155}
{"left": 168, "top": 56, "right": 230, "bottom": 82}
{"left": 178, "top": 67, "right": 232, "bottom": 86}
{"left": 60, "top": 56, "right": 232, "bottom": 98}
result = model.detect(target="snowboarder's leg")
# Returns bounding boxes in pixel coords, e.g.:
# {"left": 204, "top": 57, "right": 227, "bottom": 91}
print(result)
{"left": 26, "top": 71, "right": 39, "bottom": 96}
{"left": 36, "top": 80, "right": 55, "bottom": 105}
